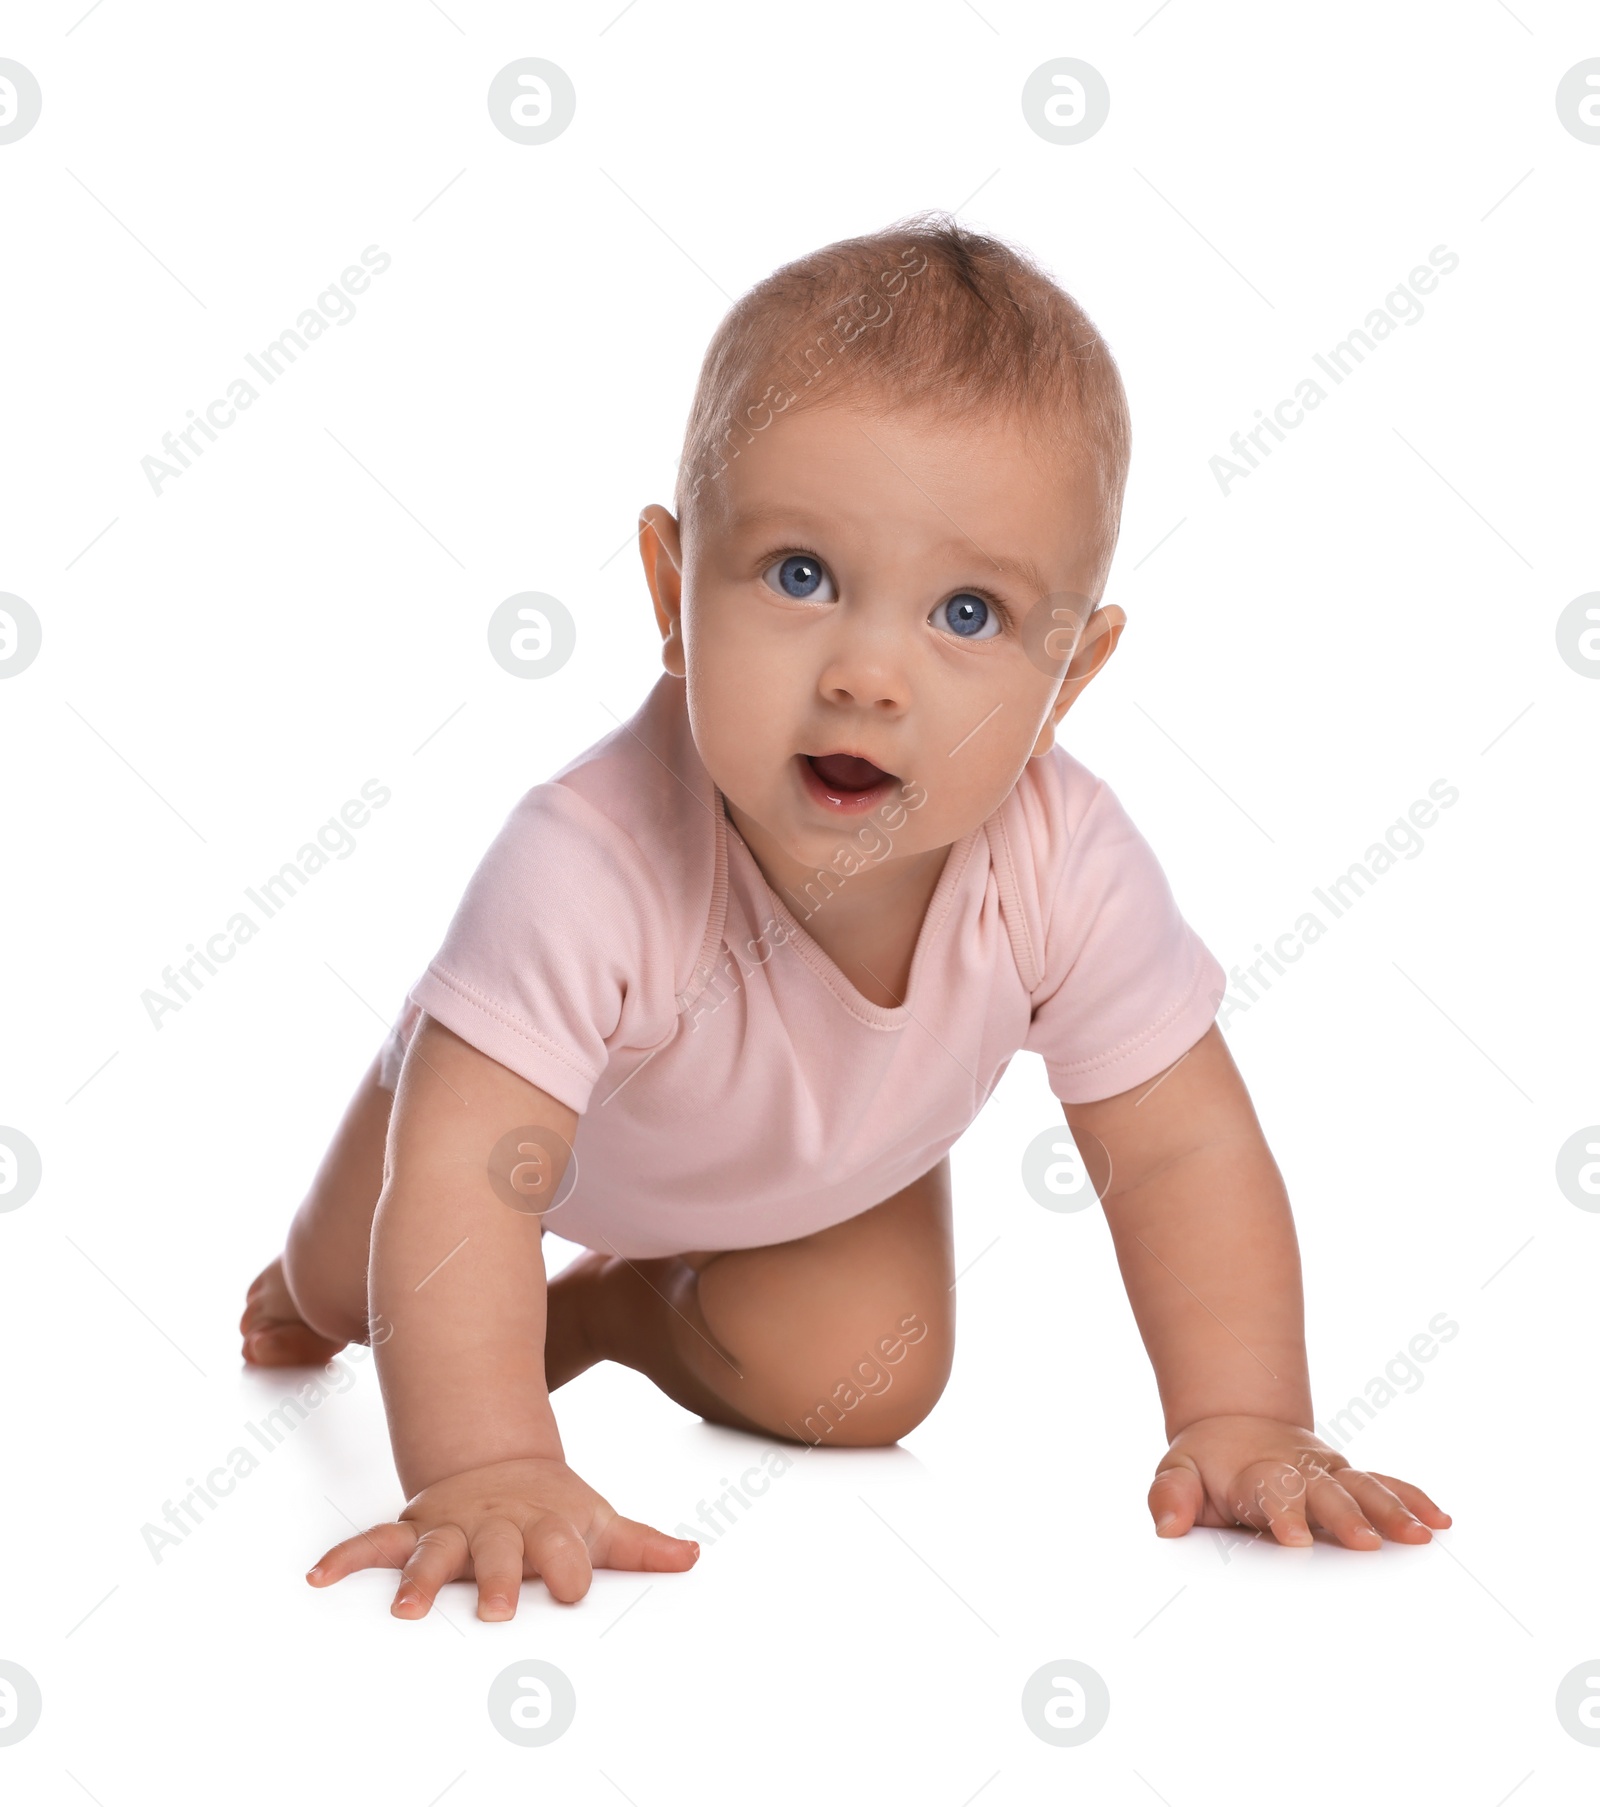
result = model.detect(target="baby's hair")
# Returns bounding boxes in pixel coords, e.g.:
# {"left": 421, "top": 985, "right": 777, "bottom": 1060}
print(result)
{"left": 673, "top": 210, "right": 1133, "bottom": 583}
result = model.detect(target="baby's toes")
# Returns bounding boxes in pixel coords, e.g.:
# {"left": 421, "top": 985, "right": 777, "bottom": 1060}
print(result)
{"left": 242, "top": 1254, "right": 297, "bottom": 1320}
{"left": 242, "top": 1317, "right": 345, "bottom": 1367}
{"left": 240, "top": 1262, "right": 347, "bottom": 1365}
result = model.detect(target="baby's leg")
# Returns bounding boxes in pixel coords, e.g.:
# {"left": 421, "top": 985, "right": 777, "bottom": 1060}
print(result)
{"left": 564, "top": 1157, "right": 956, "bottom": 1446}
{"left": 240, "top": 1054, "right": 391, "bottom": 1363}
{"left": 244, "top": 1048, "right": 954, "bottom": 1449}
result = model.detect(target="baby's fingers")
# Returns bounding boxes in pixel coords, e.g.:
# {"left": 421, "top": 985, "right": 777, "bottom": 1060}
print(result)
{"left": 307, "top": 1520, "right": 416, "bottom": 1587}
{"left": 1332, "top": 1470, "right": 1435, "bottom": 1544}
{"left": 469, "top": 1518, "right": 529, "bottom": 1622}
{"left": 1303, "top": 1474, "right": 1384, "bottom": 1549}
{"left": 1364, "top": 1470, "right": 1452, "bottom": 1529}
{"left": 1231, "top": 1463, "right": 1314, "bottom": 1546}
{"left": 595, "top": 1513, "right": 702, "bottom": 1572}
{"left": 392, "top": 1524, "right": 470, "bottom": 1619}
{"left": 1149, "top": 1462, "right": 1205, "bottom": 1537}
{"left": 525, "top": 1514, "right": 595, "bottom": 1605}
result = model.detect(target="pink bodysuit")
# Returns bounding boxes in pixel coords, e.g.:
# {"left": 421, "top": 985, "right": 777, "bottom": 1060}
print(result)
{"left": 376, "top": 673, "right": 1226, "bottom": 1257}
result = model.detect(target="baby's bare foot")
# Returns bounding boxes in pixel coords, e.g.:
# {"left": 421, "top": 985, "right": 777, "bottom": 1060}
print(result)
{"left": 240, "top": 1256, "right": 347, "bottom": 1366}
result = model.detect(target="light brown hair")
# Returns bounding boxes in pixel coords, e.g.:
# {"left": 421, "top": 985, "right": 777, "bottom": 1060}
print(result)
{"left": 674, "top": 210, "right": 1133, "bottom": 583}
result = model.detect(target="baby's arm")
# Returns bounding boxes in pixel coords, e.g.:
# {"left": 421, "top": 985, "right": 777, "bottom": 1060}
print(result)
{"left": 308, "top": 1014, "right": 698, "bottom": 1617}
{"left": 1063, "top": 1023, "right": 1451, "bottom": 1548}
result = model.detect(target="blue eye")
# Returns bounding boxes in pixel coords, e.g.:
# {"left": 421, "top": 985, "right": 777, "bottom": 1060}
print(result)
{"left": 763, "top": 553, "right": 834, "bottom": 601}
{"left": 936, "top": 592, "right": 998, "bottom": 639}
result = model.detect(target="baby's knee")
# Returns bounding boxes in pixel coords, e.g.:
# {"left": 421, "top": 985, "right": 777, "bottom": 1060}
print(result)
{"left": 762, "top": 1306, "right": 953, "bottom": 1448}
{"left": 280, "top": 1234, "right": 370, "bottom": 1347}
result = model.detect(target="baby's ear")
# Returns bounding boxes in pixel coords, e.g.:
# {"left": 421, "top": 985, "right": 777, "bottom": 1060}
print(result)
{"left": 1039, "top": 603, "right": 1125, "bottom": 745}
{"left": 638, "top": 502, "right": 682, "bottom": 564}
{"left": 638, "top": 505, "right": 686, "bottom": 675}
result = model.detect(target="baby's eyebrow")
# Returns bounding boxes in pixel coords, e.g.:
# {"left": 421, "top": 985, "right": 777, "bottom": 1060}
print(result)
{"left": 725, "top": 503, "right": 831, "bottom": 539}
{"left": 964, "top": 547, "right": 1051, "bottom": 597}
{"left": 918, "top": 533, "right": 1052, "bottom": 600}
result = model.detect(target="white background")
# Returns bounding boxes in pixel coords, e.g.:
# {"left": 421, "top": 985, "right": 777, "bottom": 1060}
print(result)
{"left": 2, "top": 1, "right": 1597, "bottom": 1800}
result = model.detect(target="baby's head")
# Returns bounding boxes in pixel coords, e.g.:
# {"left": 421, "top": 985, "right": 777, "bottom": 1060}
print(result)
{"left": 639, "top": 212, "right": 1133, "bottom": 876}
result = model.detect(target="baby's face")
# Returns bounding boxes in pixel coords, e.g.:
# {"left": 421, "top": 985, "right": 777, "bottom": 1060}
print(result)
{"left": 643, "top": 396, "right": 1122, "bottom": 881}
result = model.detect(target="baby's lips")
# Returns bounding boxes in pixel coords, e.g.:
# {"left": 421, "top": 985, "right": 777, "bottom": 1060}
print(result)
{"left": 805, "top": 751, "right": 895, "bottom": 791}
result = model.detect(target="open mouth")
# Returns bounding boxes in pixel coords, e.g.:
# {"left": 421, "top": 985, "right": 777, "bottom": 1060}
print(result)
{"left": 797, "top": 750, "right": 901, "bottom": 814}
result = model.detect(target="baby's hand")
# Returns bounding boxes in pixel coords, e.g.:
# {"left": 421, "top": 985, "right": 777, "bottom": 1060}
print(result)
{"left": 306, "top": 1456, "right": 700, "bottom": 1619}
{"left": 1148, "top": 1415, "right": 1452, "bottom": 1549}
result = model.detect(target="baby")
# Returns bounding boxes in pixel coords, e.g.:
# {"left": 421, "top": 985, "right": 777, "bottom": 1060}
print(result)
{"left": 240, "top": 214, "right": 1449, "bottom": 1621}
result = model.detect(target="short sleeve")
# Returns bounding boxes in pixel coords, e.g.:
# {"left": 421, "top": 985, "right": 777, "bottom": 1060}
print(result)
{"left": 403, "top": 782, "right": 676, "bottom": 1115}
{"left": 1022, "top": 763, "right": 1226, "bottom": 1103}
